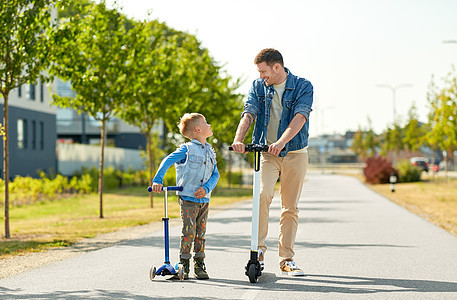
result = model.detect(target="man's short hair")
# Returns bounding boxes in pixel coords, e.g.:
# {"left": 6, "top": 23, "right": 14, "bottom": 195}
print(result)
{"left": 254, "top": 48, "right": 284, "bottom": 67}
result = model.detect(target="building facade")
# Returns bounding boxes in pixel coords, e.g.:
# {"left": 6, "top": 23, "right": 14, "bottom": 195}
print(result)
{"left": 55, "top": 79, "right": 147, "bottom": 150}
{"left": 0, "top": 80, "right": 57, "bottom": 178}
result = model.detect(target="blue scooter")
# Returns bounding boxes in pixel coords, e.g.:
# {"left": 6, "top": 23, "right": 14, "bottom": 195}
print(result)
{"left": 147, "top": 185, "right": 184, "bottom": 280}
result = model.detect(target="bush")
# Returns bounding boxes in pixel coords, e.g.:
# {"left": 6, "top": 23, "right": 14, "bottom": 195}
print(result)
{"left": 69, "top": 173, "right": 94, "bottom": 194}
{"left": 103, "top": 167, "right": 121, "bottom": 191}
{"left": 9, "top": 176, "right": 43, "bottom": 205}
{"left": 395, "top": 159, "right": 422, "bottom": 183}
{"left": 74, "top": 166, "right": 122, "bottom": 192}
{"left": 123, "top": 169, "right": 148, "bottom": 186}
{"left": 121, "top": 172, "right": 136, "bottom": 186}
{"left": 363, "top": 156, "right": 397, "bottom": 184}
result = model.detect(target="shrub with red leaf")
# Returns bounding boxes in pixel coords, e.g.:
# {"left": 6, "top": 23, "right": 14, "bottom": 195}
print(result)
{"left": 363, "top": 156, "right": 397, "bottom": 184}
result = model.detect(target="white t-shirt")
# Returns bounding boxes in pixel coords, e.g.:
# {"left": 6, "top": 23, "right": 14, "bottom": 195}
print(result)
{"left": 267, "top": 80, "right": 286, "bottom": 145}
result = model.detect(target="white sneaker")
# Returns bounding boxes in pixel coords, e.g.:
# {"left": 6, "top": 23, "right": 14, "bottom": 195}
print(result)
{"left": 280, "top": 261, "right": 304, "bottom": 276}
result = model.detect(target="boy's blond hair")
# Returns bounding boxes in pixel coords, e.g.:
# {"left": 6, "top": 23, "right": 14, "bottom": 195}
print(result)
{"left": 178, "top": 113, "right": 204, "bottom": 139}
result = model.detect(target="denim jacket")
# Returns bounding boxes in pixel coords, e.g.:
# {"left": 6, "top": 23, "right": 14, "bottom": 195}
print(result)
{"left": 175, "top": 140, "right": 218, "bottom": 200}
{"left": 242, "top": 68, "right": 313, "bottom": 157}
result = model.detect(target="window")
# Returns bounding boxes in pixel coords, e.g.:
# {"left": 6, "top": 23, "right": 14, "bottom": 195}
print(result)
{"left": 40, "top": 121, "right": 44, "bottom": 150}
{"left": 28, "top": 84, "right": 35, "bottom": 100}
{"left": 56, "top": 107, "right": 73, "bottom": 126}
{"left": 18, "top": 86, "right": 22, "bottom": 98}
{"left": 32, "top": 120, "right": 36, "bottom": 150}
{"left": 17, "top": 119, "right": 28, "bottom": 149}
{"left": 17, "top": 119, "right": 24, "bottom": 149}
{"left": 40, "top": 82, "right": 44, "bottom": 102}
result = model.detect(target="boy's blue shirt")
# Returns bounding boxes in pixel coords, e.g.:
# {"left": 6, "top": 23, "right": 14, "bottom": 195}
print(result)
{"left": 152, "top": 142, "right": 219, "bottom": 203}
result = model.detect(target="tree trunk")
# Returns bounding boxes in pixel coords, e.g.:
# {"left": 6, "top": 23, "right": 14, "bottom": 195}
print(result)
{"left": 3, "top": 93, "right": 10, "bottom": 238}
{"left": 99, "top": 119, "right": 106, "bottom": 219}
{"left": 146, "top": 128, "right": 154, "bottom": 208}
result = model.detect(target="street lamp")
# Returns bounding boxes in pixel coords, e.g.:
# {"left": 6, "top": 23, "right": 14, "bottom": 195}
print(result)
{"left": 376, "top": 84, "right": 413, "bottom": 124}
{"left": 376, "top": 83, "right": 412, "bottom": 165}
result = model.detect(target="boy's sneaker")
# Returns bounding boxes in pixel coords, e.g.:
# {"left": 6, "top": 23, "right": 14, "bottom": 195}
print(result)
{"left": 258, "top": 249, "right": 264, "bottom": 270}
{"left": 194, "top": 258, "right": 209, "bottom": 280}
{"left": 280, "top": 261, "right": 305, "bottom": 276}
{"left": 181, "top": 259, "right": 190, "bottom": 279}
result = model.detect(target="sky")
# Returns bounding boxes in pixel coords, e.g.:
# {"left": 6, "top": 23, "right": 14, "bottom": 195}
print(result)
{"left": 103, "top": 0, "right": 457, "bottom": 138}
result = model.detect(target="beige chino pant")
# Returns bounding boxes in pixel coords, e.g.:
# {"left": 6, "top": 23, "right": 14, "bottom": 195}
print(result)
{"left": 258, "top": 151, "right": 308, "bottom": 266}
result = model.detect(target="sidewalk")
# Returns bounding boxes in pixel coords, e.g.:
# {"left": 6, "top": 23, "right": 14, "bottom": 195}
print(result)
{"left": 0, "top": 172, "right": 456, "bottom": 299}
{"left": 286, "top": 172, "right": 457, "bottom": 297}
{"left": 208, "top": 171, "right": 457, "bottom": 299}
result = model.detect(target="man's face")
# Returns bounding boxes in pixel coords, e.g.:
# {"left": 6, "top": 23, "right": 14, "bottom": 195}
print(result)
{"left": 257, "top": 61, "right": 280, "bottom": 86}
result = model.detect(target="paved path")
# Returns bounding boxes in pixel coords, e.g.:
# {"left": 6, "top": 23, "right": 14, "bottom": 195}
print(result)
{"left": 1, "top": 172, "right": 457, "bottom": 299}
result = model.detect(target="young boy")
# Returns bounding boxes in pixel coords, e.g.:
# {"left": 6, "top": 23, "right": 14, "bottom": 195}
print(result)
{"left": 151, "top": 113, "right": 219, "bottom": 280}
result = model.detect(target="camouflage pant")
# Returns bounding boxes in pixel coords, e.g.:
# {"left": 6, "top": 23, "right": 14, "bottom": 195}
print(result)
{"left": 179, "top": 197, "right": 209, "bottom": 260}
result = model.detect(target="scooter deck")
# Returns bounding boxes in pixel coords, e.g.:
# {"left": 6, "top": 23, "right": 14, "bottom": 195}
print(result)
{"left": 156, "top": 263, "right": 178, "bottom": 276}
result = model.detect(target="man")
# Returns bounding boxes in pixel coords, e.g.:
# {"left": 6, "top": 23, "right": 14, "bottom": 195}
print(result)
{"left": 231, "top": 48, "right": 313, "bottom": 276}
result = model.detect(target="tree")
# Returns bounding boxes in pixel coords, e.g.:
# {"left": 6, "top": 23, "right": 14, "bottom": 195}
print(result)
{"left": 118, "top": 19, "right": 182, "bottom": 207}
{"left": 49, "top": 1, "right": 130, "bottom": 218}
{"left": 118, "top": 19, "right": 244, "bottom": 206}
{"left": 362, "top": 118, "right": 379, "bottom": 158}
{"left": 0, "top": 0, "right": 60, "bottom": 238}
{"left": 426, "top": 71, "right": 457, "bottom": 175}
{"left": 351, "top": 118, "right": 379, "bottom": 160}
{"left": 351, "top": 128, "right": 366, "bottom": 159}
{"left": 403, "top": 104, "right": 426, "bottom": 153}
{"left": 381, "top": 122, "right": 404, "bottom": 164}
{"left": 158, "top": 33, "right": 244, "bottom": 176}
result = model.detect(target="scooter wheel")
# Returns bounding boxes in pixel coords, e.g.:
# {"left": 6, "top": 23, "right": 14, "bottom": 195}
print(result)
{"left": 247, "top": 263, "right": 258, "bottom": 283}
{"left": 177, "top": 263, "right": 184, "bottom": 281}
{"left": 149, "top": 266, "right": 156, "bottom": 281}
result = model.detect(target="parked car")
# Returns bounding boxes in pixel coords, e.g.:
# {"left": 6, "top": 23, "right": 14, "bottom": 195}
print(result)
{"left": 410, "top": 157, "right": 429, "bottom": 172}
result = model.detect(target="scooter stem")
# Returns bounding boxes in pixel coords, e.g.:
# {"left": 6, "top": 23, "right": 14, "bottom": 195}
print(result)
{"left": 251, "top": 150, "right": 261, "bottom": 250}
{"left": 163, "top": 187, "right": 170, "bottom": 264}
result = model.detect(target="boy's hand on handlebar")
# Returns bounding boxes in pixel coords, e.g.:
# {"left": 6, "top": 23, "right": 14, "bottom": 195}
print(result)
{"left": 152, "top": 183, "right": 163, "bottom": 193}
{"left": 194, "top": 187, "right": 207, "bottom": 199}
{"left": 231, "top": 142, "right": 246, "bottom": 153}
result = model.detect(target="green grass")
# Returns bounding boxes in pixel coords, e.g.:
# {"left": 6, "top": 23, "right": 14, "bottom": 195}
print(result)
{"left": 0, "top": 186, "right": 252, "bottom": 258}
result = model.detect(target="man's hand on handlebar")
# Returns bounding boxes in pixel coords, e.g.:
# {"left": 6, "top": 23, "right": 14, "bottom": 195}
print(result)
{"left": 231, "top": 142, "right": 246, "bottom": 154}
{"left": 268, "top": 140, "right": 286, "bottom": 156}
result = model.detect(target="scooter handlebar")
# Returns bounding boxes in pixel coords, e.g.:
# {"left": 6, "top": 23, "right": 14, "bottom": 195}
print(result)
{"left": 147, "top": 186, "right": 183, "bottom": 192}
{"left": 229, "top": 144, "right": 269, "bottom": 152}
{"left": 164, "top": 186, "right": 183, "bottom": 191}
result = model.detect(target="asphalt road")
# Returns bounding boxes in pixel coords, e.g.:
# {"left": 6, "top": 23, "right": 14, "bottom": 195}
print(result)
{"left": 1, "top": 172, "right": 457, "bottom": 299}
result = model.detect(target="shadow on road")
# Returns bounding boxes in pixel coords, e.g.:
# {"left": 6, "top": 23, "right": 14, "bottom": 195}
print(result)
{"left": 118, "top": 232, "right": 411, "bottom": 254}
{"left": 0, "top": 286, "right": 220, "bottom": 300}
{"left": 293, "top": 240, "right": 412, "bottom": 249}
{"left": 203, "top": 273, "right": 457, "bottom": 295}
{"left": 1, "top": 274, "right": 456, "bottom": 299}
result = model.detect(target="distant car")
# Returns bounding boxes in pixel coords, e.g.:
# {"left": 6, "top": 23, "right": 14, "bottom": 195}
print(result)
{"left": 410, "top": 157, "right": 429, "bottom": 172}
